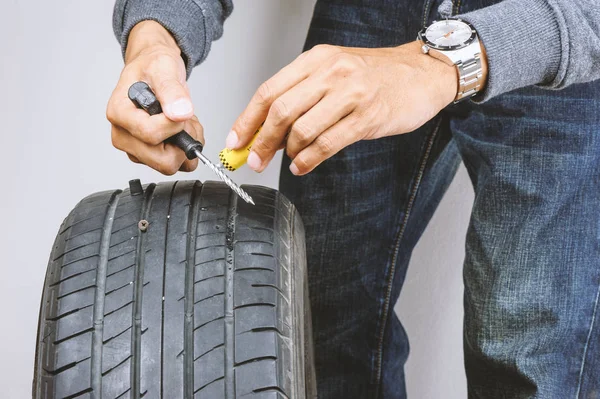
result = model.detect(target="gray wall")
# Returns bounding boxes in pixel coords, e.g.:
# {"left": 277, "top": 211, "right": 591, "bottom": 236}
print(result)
{"left": 0, "top": 1, "right": 472, "bottom": 397}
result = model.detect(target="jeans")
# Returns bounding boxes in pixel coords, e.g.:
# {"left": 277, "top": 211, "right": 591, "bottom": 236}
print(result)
{"left": 278, "top": 0, "right": 600, "bottom": 397}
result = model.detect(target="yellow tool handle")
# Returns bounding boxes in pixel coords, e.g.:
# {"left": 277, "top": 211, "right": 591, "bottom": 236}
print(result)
{"left": 218, "top": 125, "right": 261, "bottom": 171}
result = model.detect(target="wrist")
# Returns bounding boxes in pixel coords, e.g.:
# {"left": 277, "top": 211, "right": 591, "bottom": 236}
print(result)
{"left": 125, "top": 21, "right": 181, "bottom": 63}
{"left": 413, "top": 38, "right": 489, "bottom": 104}
{"left": 401, "top": 41, "right": 459, "bottom": 106}
{"left": 479, "top": 42, "right": 489, "bottom": 91}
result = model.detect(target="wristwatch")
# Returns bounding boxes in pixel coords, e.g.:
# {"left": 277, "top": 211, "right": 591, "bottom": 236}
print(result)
{"left": 418, "top": 19, "right": 483, "bottom": 103}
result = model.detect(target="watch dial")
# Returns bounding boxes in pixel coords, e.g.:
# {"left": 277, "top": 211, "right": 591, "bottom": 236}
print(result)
{"left": 425, "top": 20, "right": 473, "bottom": 49}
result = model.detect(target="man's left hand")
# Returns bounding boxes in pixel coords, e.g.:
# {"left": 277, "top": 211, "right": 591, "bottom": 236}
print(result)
{"left": 227, "top": 41, "right": 464, "bottom": 175}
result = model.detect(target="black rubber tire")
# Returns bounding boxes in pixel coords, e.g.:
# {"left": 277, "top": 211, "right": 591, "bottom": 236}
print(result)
{"left": 33, "top": 180, "right": 316, "bottom": 399}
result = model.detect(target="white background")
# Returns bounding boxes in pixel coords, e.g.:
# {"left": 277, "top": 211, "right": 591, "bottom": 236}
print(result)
{"left": 0, "top": 1, "right": 473, "bottom": 397}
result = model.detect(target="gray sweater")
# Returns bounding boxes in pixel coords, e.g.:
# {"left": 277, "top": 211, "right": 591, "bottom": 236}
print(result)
{"left": 113, "top": 0, "right": 600, "bottom": 102}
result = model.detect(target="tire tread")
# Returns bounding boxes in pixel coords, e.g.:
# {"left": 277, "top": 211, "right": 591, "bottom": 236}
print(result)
{"left": 34, "top": 181, "right": 309, "bottom": 399}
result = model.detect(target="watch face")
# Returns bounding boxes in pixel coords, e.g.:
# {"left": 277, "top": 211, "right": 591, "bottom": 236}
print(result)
{"left": 424, "top": 20, "right": 475, "bottom": 50}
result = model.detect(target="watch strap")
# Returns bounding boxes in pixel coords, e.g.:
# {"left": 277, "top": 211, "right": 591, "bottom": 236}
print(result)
{"left": 454, "top": 52, "right": 483, "bottom": 102}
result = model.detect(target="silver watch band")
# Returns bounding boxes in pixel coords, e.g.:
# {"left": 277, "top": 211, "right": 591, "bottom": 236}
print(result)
{"left": 454, "top": 52, "right": 483, "bottom": 103}
{"left": 418, "top": 19, "right": 484, "bottom": 103}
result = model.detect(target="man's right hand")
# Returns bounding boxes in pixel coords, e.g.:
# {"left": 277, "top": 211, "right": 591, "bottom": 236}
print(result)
{"left": 107, "top": 21, "right": 205, "bottom": 175}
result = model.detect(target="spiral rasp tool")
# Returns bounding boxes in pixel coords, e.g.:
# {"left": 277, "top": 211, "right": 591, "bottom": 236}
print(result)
{"left": 128, "top": 81, "right": 255, "bottom": 205}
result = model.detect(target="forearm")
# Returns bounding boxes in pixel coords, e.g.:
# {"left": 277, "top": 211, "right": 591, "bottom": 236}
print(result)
{"left": 113, "top": 0, "right": 233, "bottom": 77}
{"left": 453, "top": 0, "right": 600, "bottom": 101}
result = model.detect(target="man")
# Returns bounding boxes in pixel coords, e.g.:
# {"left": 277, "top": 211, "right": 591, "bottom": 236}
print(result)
{"left": 106, "top": 0, "right": 600, "bottom": 397}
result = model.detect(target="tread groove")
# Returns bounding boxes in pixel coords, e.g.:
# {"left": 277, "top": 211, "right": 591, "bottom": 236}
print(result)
{"left": 251, "top": 386, "right": 290, "bottom": 399}
{"left": 63, "top": 388, "right": 94, "bottom": 399}
{"left": 43, "top": 356, "right": 91, "bottom": 376}
{"left": 113, "top": 207, "right": 143, "bottom": 222}
{"left": 235, "top": 267, "right": 274, "bottom": 273}
{"left": 198, "top": 244, "right": 228, "bottom": 250}
{"left": 49, "top": 268, "right": 96, "bottom": 288}
{"left": 91, "top": 190, "right": 122, "bottom": 399}
{"left": 103, "top": 326, "right": 132, "bottom": 344}
{"left": 57, "top": 284, "right": 96, "bottom": 300}
{"left": 115, "top": 388, "right": 132, "bottom": 399}
{"left": 252, "top": 283, "right": 290, "bottom": 301}
{"left": 250, "top": 252, "right": 275, "bottom": 258}
{"left": 194, "top": 376, "right": 225, "bottom": 394}
{"left": 224, "top": 190, "right": 238, "bottom": 398}
{"left": 193, "top": 292, "right": 224, "bottom": 305}
{"left": 65, "top": 227, "right": 103, "bottom": 242}
{"left": 111, "top": 222, "right": 140, "bottom": 236}
{"left": 104, "top": 300, "right": 134, "bottom": 317}
{"left": 60, "top": 210, "right": 107, "bottom": 232}
{"left": 61, "top": 254, "right": 99, "bottom": 269}
{"left": 197, "top": 232, "right": 223, "bottom": 238}
{"left": 235, "top": 355, "right": 277, "bottom": 367}
{"left": 106, "top": 263, "right": 135, "bottom": 278}
{"left": 53, "top": 327, "right": 94, "bottom": 345}
{"left": 233, "top": 303, "right": 276, "bottom": 310}
{"left": 47, "top": 304, "right": 93, "bottom": 321}
{"left": 235, "top": 240, "right": 274, "bottom": 245}
{"left": 194, "top": 257, "right": 226, "bottom": 266}
{"left": 105, "top": 281, "right": 132, "bottom": 296}
{"left": 238, "top": 326, "right": 285, "bottom": 336}
{"left": 52, "top": 241, "right": 100, "bottom": 261}
{"left": 160, "top": 181, "right": 178, "bottom": 399}
{"left": 184, "top": 182, "right": 202, "bottom": 398}
{"left": 109, "top": 235, "right": 137, "bottom": 249}
{"left": 193, "top": 343, "right": 225, "bottom": 361}
{"left": 102, "top": 355, "right": 132, "bottom": 376}
{"left": 108, "top": 248, "right": 136, "bottom": 262}
{"left": 193, "top": 316, "right": 226, "bottom": 332}
{"left": 131, "top": 183, "right": 156, "bottom": 399}
{"left": 194, "top": 274, "right": 226, "bottom": 284}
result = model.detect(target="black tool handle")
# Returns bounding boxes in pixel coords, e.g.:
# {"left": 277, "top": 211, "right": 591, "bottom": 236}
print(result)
{"left": 128, "top": 81, "right": 202, "bottom": 160}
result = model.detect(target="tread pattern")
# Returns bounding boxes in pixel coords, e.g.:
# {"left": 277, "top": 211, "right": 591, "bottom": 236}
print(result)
{"left": 34, "top": 181, "right": 309, "bottom": 398}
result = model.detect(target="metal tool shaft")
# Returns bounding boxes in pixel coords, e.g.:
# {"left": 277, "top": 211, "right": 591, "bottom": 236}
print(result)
{"left": 128, "top": 81, "right": 255, "bottom": 205}
{"left": 195, "top": 150, "right": 255, "bottom": 205}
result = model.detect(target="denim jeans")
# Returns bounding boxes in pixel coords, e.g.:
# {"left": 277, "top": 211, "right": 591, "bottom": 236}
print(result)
{"left": 278, "top": 0, "right": 600, "bottom": 397}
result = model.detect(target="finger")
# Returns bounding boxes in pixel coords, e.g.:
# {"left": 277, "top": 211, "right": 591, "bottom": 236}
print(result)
{"left": 107, "top": 94, "right": 186, "bottom": 145}
{"left": 289, "top": 114, "right": 360, "bottom": 176}
{"left": 185, "top": 115, "right": 205, "bottom": 146}
{"left": 127, "top": 154, "right": 141, "bottom": 164}
{"left": 285, "top": 91, "right": 357, "bottom": 159}
{"left": 179, "top": 158, "right": 199, "bottom": 172}
{"left": 143, "top": 55, "right": 194, "bottom": 122}
{"left": 177, "top": 116, "right": 204, "bottom": 172}
{"left": 112, "top": 125, "right": 188, "bottom": 175}
{"left": 246, "top": 76, "right": 327, "bottom": 172}
{"left": 151, "top": 78, "right": 194, "bottom": 122}
{"left": 244, "top": 129, "right": 287, "bottom": 174}
{"left": 229, "top": 44, "right": 340, "bottom": 150}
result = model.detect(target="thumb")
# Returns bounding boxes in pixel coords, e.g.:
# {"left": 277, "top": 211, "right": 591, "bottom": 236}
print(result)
{"left": 150, "top": 75, "right": 193, "bottom": 122}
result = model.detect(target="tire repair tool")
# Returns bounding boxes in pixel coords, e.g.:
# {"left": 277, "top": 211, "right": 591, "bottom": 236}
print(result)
{"left": 218, "top": 125, "right": 261, "bottom": 172}
{"left": 128, "top": 81, "right": 255, "bottom": 205}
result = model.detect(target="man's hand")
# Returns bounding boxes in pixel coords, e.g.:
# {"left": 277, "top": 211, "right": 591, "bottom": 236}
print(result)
{"left": 227, "top": 41, "right": 468, "bottom": 175}
{"left": 107, "top": 21, "right": 204, "bottom": 175}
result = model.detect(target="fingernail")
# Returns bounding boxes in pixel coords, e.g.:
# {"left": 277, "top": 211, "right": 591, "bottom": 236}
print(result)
{"left": 225, "top": 130, "right": 239, "bottom": 149}
{"left": 247, "top": 151, "right": 262, "bottom": 171}
{"left": 289, "top": 163, "right": 300, "bottom": 176}
{"left": 167, "top": 98, "right": 193, "bottom": 117}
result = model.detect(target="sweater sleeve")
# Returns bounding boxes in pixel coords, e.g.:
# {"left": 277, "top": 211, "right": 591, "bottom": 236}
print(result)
{"left": 113, "top": 0, "right": 234, "bottom": 78}
{"left": 448, "top": 0, "right": 600, "bottom": 102}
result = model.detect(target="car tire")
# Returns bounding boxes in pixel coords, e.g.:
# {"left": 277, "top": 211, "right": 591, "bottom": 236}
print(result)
{"left": 33, "top": 180, "right": 316, "bottom": 399}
